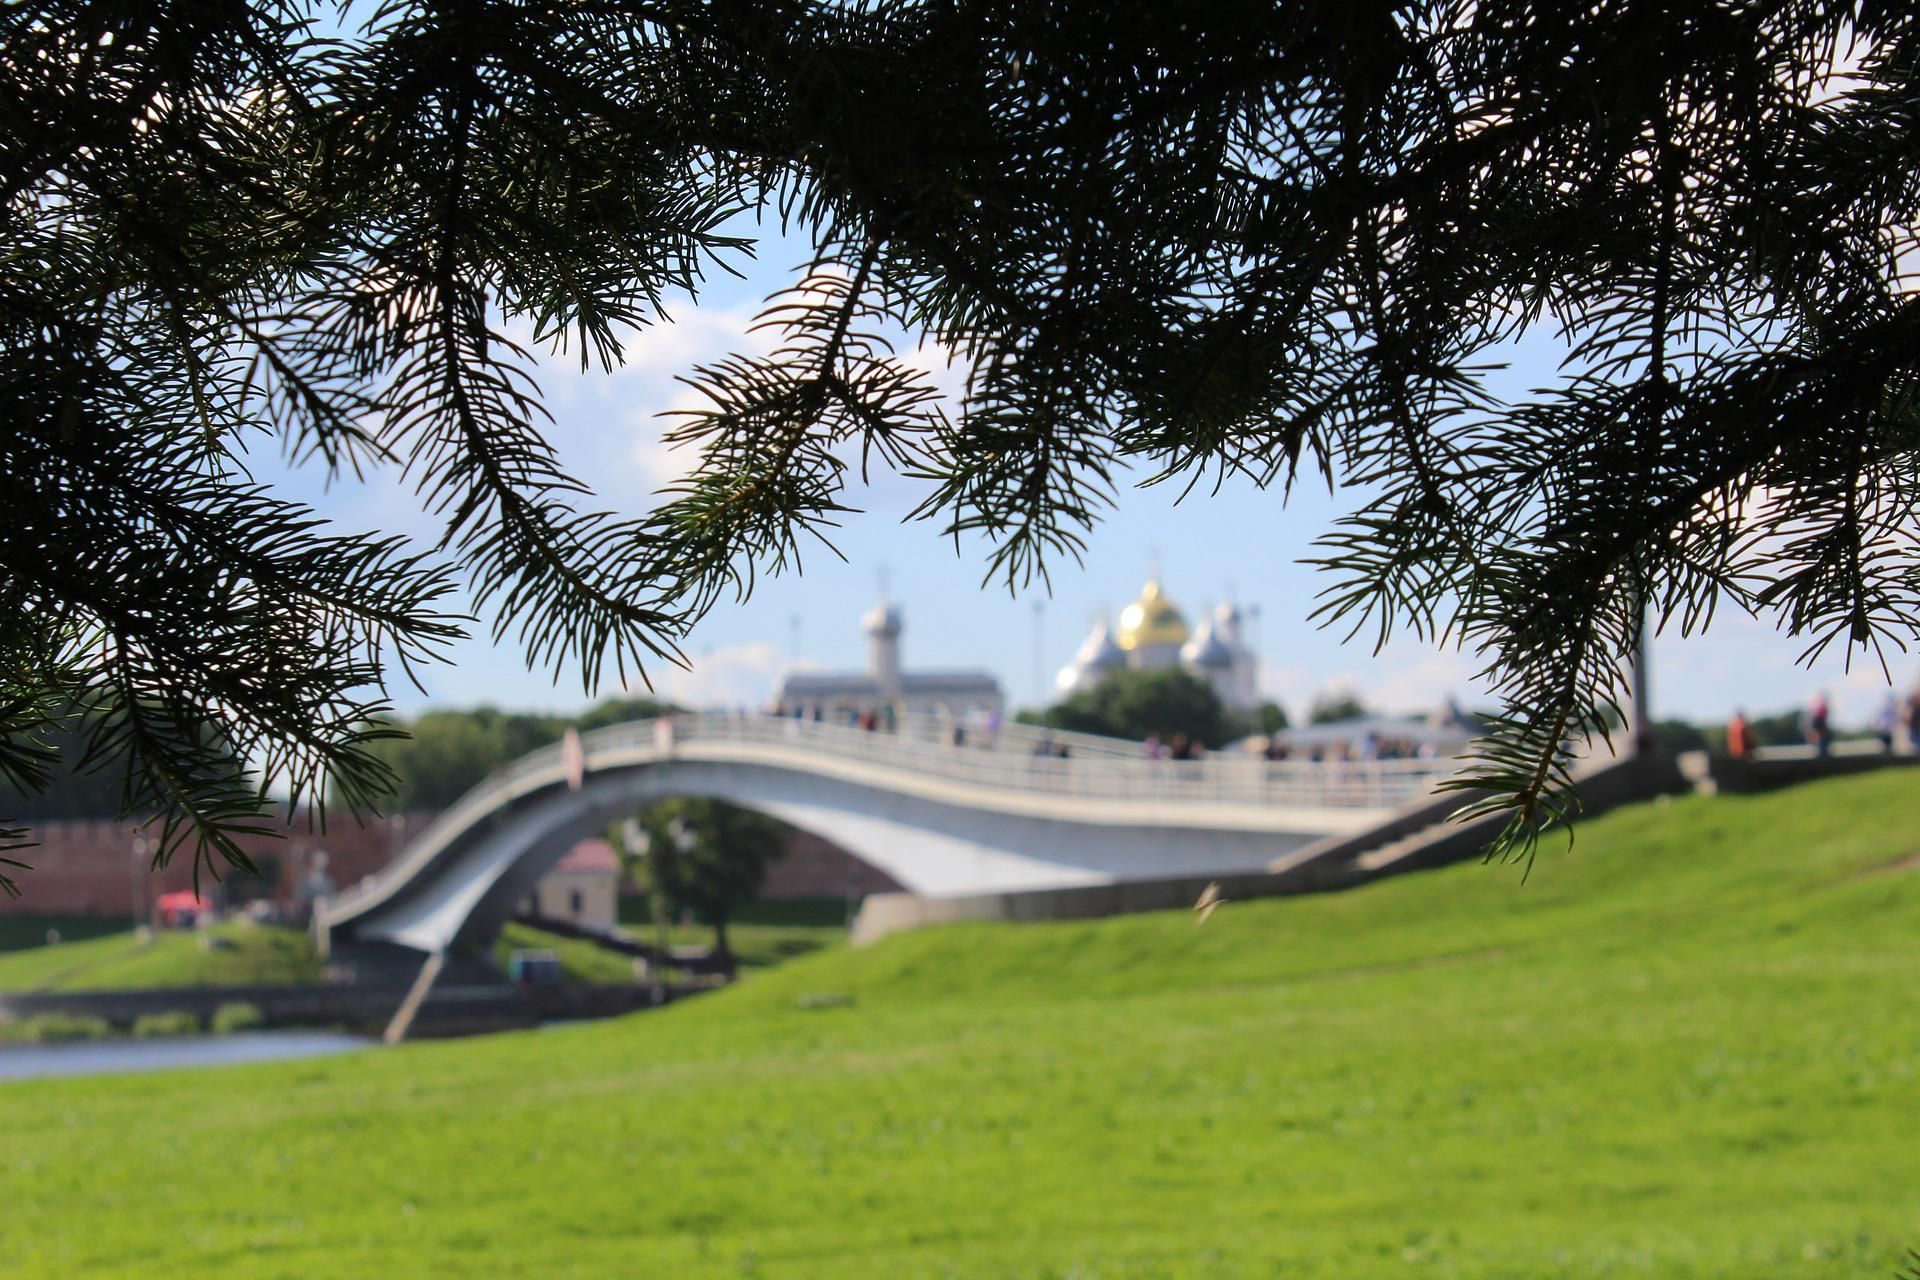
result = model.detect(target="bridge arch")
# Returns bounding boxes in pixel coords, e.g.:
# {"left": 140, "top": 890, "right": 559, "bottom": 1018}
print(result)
{"left": 317, "top": 715, "right": 1443, "bottom": 957}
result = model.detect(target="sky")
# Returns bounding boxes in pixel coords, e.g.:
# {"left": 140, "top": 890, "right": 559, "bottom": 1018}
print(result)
{"left": 252, "top": 222, "right": 1919, "bottom": 733}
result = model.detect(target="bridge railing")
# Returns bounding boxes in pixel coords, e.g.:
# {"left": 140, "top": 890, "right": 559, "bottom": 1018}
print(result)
{"left": 602, "top": 712, "right": 1460, "bottom": 811}
{"left": 319, "top": 713, "right": 1463, "bottom": 928}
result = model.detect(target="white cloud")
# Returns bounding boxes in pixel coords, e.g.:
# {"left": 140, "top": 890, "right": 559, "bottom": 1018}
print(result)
{"left": 1255, "top": 660, "right": 1313, "bottom": 719}
{"left": 632, "top": 641, "right": 813, "bottom": 710}
{"left": 1292, "top": 640, "right": 1485, "bottom": 721}
{"left": 1362, "top": 650, "right": 1479, "bottom": 715}
{"left": 898, "top": 337, "right": 973, "bottom": 412}
{"left": 614, "top": 301, "right": 767, "bottom": 375}
{"left": 609, "top": 307, "right": 968, "bottom": 503}
{"left": 498, "top": 300, "right": 778, "bottom": 498}
{"left": 628, "top": 384, "right": 724, "bottom": 493}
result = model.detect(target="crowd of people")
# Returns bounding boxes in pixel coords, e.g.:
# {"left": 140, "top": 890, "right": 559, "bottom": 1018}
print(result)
{"left": 1249, "top": 735, "right": 1443, "bottom": 764}
{"left": 1142, "top": 734, "right": 1203, "bottom": 761}
{"left": 769, "top": 701, "right": 1004, "bottom": 748}
{"left": 765, "top": 687, "right": 1920, "bottom": 768}
{"left": 1725, "top": 685, "right": 1920, "bottom": 759}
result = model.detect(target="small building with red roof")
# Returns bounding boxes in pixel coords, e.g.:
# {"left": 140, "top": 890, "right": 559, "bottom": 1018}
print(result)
{"left": 526, "top": 837, "right": 623, "bottom": 930}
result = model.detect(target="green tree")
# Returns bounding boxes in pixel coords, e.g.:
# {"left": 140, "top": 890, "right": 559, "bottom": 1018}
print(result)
{"left": 367, "top": 697, "right": 682, "bottom": 810}
{"left": 1044, "top": 669, "right": 1233, "bottom": 749}
{"left": 1246, "top": 701, "right": 1290, "bottom": 738}
{"left": 1653, "top": 720, "right": 1711, "bottom": 756}
{"left": 366, "top": 710, "right": 529, "bottom": 812}
{"left": 573, "top": 697, "right": 679, "bottom": 733}
{"left": 1750, "top": 710, "right": 1814, "bottom": 749}
{"left": 0, "top": 710, "right": 146, "bottom": 822}
{"left": 0, "top": 702, "right": 257, "bottom": 888}
{"left": 1308, "top": 692, "right": 1371, "bottom": 726}
{"left": 6, "top": 1, "right": 1920, "bottom": 887}
{"left": 640, "top": 798, "right": 783, "bottom": 960}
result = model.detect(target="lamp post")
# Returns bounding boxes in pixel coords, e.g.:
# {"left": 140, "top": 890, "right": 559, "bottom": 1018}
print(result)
{"left": 642, "top": 816, "right": 697, "bottom": 1007}
{"left": 636, "top": 826, "right": 664, "bottom": 1007}
{"left": 1630, "top": 604, "right": 1655, "bottom": 757}
{"left": 128, "top": 833, "right": 151, "bottom": 932}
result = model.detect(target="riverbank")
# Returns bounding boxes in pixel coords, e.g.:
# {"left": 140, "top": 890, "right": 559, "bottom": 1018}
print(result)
{"left": 0, "top": 1029, "right": 371, "bottom": 1082}
{"left": 1, "top": 909, "right": 844, "bottom": 994}
{"left": 0, "top": 976, "right": 702, "bottom": 1041}
{"left": 0, "top": 907, "right": 839, "bottom": 1042}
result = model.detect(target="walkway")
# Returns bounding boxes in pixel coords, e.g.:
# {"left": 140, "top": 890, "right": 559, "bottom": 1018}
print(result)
{"left": 316, "top": 713, "right": 1457, "bottom": 958}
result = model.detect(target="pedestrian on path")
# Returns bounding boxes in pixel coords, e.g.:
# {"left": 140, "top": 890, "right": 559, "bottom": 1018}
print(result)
{"left": 1726, "top": 709, "right": 1753, "bottom": 760}
{"left": 1803, "top": 692, "right": 1832, "bottom": 758}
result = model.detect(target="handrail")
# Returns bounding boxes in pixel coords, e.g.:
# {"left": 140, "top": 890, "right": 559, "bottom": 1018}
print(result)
{"left": 656, "top": 712, "right": 1455, "bottom": 803}
{"left": 318, "top": 712, "right": 1462, "bottom": 926}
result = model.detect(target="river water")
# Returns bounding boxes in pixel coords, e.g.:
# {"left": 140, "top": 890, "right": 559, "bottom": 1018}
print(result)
{"left": 0, "top": 1031, "right": 372, "bottom": 1082}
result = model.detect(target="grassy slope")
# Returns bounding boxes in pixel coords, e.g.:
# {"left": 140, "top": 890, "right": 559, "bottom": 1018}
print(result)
{"left": 500, "top": 920, "right": 842, "bottom": 982}
{"left": 496, "top": 922, "right": 640, "bottom": 984}
{"left": 0, "top": 922, "right": 322, "bottom": 992}
{"left": 0, "top": 916, "right": 130, "bottom": 953}
{"left": 0, "top": 917, "right": 832, "bottom": 994}
{"left": 619, "top": 895, "right": 849, "bottom": 970}
{"left": 619, "top": 894, "right": 856, "bottom": 929}
{"left": 3, "top": 773, "right": 1919, "bottom": 1278}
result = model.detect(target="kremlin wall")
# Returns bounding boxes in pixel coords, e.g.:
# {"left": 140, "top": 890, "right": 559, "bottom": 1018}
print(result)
{"left": 0, "top": 813, "right": 425, "bottom": 918}
{"left": 0, "top": 813, "right": 898, "bottom": 920}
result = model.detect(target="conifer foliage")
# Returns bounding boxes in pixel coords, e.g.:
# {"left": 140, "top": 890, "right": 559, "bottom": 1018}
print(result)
{"left": 3, "top": 1, "right": 1916, "bottom": 889}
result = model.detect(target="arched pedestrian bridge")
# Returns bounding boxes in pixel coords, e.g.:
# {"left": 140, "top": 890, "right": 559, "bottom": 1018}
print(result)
{"left": 315, "top": 714, "right": 1457, "bottom": 958}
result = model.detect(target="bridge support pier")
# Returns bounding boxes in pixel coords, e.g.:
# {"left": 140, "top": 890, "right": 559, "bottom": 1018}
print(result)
{"left": 382, "top": 949, "right": 446, "bottom": 1045}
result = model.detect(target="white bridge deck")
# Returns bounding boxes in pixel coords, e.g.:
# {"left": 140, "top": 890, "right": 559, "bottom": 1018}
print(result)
{"left": 316, "top": 713, "right": 1461, "bottom": 957}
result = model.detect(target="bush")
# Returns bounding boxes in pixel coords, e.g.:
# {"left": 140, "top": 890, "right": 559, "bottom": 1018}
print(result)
{"left": 132, "top": 1011, "right": 202, "bottom": 1039}
{"left": 22, "top": 1013, "right": 111, "bottom": 1043}
{"left": 210, "top": 1002, "right": 266, "bottom": 1034}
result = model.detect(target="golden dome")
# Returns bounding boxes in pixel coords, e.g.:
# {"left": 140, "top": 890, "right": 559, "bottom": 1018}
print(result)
{"left": 1114, "top": 578, "right": 1190, "bottom": 651}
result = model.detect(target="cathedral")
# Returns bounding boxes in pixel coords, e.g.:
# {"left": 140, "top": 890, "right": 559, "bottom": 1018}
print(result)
{"left": 1054, "top": 576, "right": 1260, "bottom": 712}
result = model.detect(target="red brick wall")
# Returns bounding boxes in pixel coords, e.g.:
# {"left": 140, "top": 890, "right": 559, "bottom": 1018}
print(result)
{"left": 1, "top": 813, "right": 433, "bottom": 917}
{"left": 5, "top": 812, "right": 899, "bottom": 917}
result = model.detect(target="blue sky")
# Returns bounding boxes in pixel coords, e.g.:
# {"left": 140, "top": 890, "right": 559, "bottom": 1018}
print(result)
{"left": 252, "top": 223, "right": 1917, "bottom": 731}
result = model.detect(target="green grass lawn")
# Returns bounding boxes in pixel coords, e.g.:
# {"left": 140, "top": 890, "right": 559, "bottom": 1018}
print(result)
{"left": 0, "top": 920, "right": 322, "bottom": 992}
{"left": 3, "top": 772, "right": 1919, "bottom": 1277}
{"left": 0, "top": 916, "right": 132, "bottom": 953}
{"left": 502, "top": 918, "right": 843, "bottom": 981}
{"left": 495, "top": 922, "right": 642, "bottom": 984}
{"left": 619, "top": 896, "right": 849, "bottom": 971}
{"left": 0, "top": 913, "right": 835, "bottom": 994}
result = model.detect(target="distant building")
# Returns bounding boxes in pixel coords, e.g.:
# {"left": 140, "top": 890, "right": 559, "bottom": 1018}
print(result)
{"left": 1276, "top": 700, "right": 1484, "bottom": 759}
{"left": 774, "top": 599, "right": 1005, "bottom": 722}
{"left": 527, "top": 838, "right": 622, "bottom": 930}
{"left": 1056, "top": 575, "right": 1260, "bottom": 712}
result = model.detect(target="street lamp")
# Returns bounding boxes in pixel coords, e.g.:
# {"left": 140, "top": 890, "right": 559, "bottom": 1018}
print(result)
{"left": 633, "top": 825, "right": 663, "bottom": 1006}
{"left": 128, "top": 834, "right": 151, "bottom": 933}
{"left": 638, "top": 817, "right": 697, "bottom": 1007}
